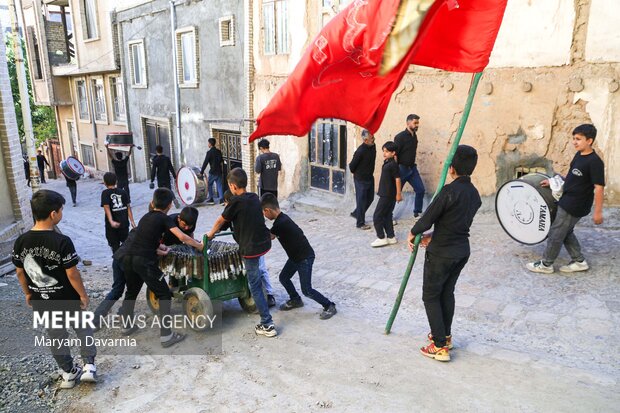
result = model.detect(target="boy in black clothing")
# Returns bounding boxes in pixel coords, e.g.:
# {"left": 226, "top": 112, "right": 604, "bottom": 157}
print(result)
{"left": 349, "top": 130, "right": 376, "bottom": 230}
{"left": 12, "top": 190, "right": 97, "bottom": 387}
{"left": 371, "top": 141, "right": 402, "bottom": 247}
{"left": 118, "top": 188, "right": 203, "bottom": 347}
{"left": 527, "top": 124, "right": 605, "bottom": 274}
{"left": 207, "top": 168, "right": 277, "bottom": 337}
{"left": 162, "top": 206, "right": 199, "bottom": 246}
{"left": 200, "top": 138, "right": 224, "bottom": 204}
{"left": 63, "top": 173, "right": 78, "bottom": 207}
{"left": 107, "top": 146, "right": 133, "bottom": 201}
{"left": 221, "top": 190, "right": 277, "bottom": 308}
{"left": 101, "top": 172, "right": 136, "bottom": 253}
{"left": 36, "top": 149, "right": 50, "bottom": 183}
{"left": 150, "top": 145, "right": 176, "bottom": 190}
{"left": 261, "top": 193, "right": 337, "bottom": 319}
{"left": 408, "top": 145, "right": 481, "bottom": 362}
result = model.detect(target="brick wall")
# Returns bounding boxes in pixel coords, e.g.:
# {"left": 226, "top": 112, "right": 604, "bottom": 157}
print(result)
{"left": 0, "top": 28, "right": 33, "bottom": 253}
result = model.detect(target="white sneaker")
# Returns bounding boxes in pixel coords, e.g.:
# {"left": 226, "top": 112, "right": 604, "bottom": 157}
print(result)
{"left": 81, "top": 363, "right": 97, "bottom": 383}
{"left": 60, "top": 366, "right": 82, "bottom": 389}
{"left": 387, "top": 237, "right": 398, "bottom": 245}
{"left": 526, "top": 260, "right": 554, "bottom": 274}
{"left": 371, "top": 238, "right": 389, "bottom": 248}
{"left": 559, "top": 260, "right": 589, "bottom": 273}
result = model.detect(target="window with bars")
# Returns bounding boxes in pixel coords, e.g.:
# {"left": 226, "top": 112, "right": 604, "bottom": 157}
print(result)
{"left": 308, "top": 119, "right": 347, "bottom": 194}
{"left": 176, "top": 27, "right": 199, "bottom": 87}
{"left": 76, "top": 80, "right": 89, "bottom": 121}
{"left": 219, "top": 16, "right": 235, "bottom": 47}
{"left": 321, "top": 0, "right": 351, "bottom": 27}
{"left": 263, "top": 0, "right": 289, "bottom": 55}
{"left": 128, "top": 40, "right": 147, "bottom": 88}
{"left": 81, "top": 144, "right": 95, "bottom": 167}
{"left": 91, "top": 78, "right": 107, "bottom": 122}
{"left": 83, "top": 0, "right": 98, "bottom": 40}
{"left": 109, "top": 76, "right": 126, "bottom": 122}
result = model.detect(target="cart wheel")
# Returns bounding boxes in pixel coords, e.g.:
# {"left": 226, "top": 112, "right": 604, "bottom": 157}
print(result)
{"left": 238, "top": 296, "right": 257, "bottom": 314}
{"left": 146, "top": 288, "right": 160, "bottom": 314}
{"left": 184, "top": 288, "right": 214, "bottom": 332}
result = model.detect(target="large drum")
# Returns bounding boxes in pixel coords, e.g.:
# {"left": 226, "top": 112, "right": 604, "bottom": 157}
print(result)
{"left": 59, "top": 156, "right": 85, "bottom": 181}
{"left": 105, "top": 132, "right": 133, "bottom": 147}
{"left": 495, "top": 173, "right": 557, "bottom": 245}
{"left": 177, "top": 166, "right": 207, "bottom": 205}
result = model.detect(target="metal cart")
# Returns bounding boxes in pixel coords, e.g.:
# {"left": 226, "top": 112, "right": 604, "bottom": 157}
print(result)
{"left": 145, "top": 233, "right": 256, "bottom": 331}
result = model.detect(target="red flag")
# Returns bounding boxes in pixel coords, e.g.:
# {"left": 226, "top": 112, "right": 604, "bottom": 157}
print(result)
{"left": 250, "top": 0, "right": 507, "bottom": 142}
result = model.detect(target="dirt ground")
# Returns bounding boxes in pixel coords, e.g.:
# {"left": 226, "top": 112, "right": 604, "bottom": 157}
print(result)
{"left": 1, "top": 177, "right": 618, "bottom": 413}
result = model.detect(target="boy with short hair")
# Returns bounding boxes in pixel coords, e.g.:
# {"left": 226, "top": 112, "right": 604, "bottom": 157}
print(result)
{"left": 12, "top": 190, "right": 97, "bottom": 388}
{"left": 255, "top": 139, "right": 282, "bottom": 198}
{"left": 101, "top": 172, "right": 135, "bottom": 253}
{"left": 200, "top": 138, "right": 224, "bottom": 205}
{"left": 162, "top": 206, "right": 199, "bottom": 246}
{"left": 371, "top": 141, "right": 402, "bottom": 247}
{"left": 222, "top": 190, "right": 277, "bottom": 307}
{"left": 261, "top": 193, "right": 337, "bottom": 319}
{"left": 408, "top": 145, "right": 482, "bottom": 362}
{"left": 118, "top": 188, "right": 203, "bottom": 347}
{"left": 207, "top": 168, "right": 277, "bottom": 337}
{"left": 527, "top": 124, "right": 605, "bottom": 274}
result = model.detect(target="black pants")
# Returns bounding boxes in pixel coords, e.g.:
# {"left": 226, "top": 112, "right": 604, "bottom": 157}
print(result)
{"left": 422, "top": 252, "right": 469, "bottom": 347}
{"left": 353, "top": 178, "right": 374, "bottom": 227}
{"left": 38, "top": 166, "right": 46, "bottom": 183}
{"left": 119, "top": 255, "right": 173, "bottom": 337}
{"left": 118, "top": 179, "right": 131, "bottom": 202}
{"left": 32, "top": 301, "right": 96, "bottom": 372}
{"left": 67, "top": 184, "right": 77, "bottom": 203}
{"left": 373, "top": 196, "right": 395, "bottom": 239}
{"left": 259, "top": 188, "right": 277, "bottom": 199}
{"left": 105, "top": 227, "right": 129, "bottom": 253}
{"left": 279, "top": 256, "right": 332, "bottom": 309}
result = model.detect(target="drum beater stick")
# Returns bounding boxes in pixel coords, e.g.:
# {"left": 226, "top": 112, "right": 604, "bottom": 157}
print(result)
{"left": 385, "top": 72, "right": 484, "bottom": 334}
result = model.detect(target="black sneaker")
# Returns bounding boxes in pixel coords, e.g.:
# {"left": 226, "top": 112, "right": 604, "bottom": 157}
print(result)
{"left": 279, "top": 298, "right": 304, "bottom": 311}
{"left": 414, "top": 212, "right": 420, "bottom": 218}
{"left": 206, "top": 199, "right": 215, "bottom": 205}
{"left": 255, "top": 324, "right": 277, "bottom": 337}
{"left": 349, "top": 211, "right": 356, "bottom": 218}
{"left": 267, "top": 294, "right": 276, "bottom": 308}
{"left": 320, "top": 303, "right": 337, "bottom": 320}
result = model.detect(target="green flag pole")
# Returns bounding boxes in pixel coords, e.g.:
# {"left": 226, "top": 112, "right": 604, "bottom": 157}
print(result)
{"left": 385, "top": 71, "right": 484, "bottom": 334}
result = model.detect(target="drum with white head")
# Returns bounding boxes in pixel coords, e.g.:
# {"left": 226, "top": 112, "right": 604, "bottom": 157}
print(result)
{"left": 495, "top": 173, "right": 557, "bottom": 245}
{"left": 177, "top": 166, "right": 207, "bottom": 205}
{"left": 59, "top": 156, "right": 85, "bottom": 181}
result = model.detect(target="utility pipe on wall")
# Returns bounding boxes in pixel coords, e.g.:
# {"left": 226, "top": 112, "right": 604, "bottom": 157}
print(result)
{"left": 170, "top": 0, "right": 183, "bottom": 167}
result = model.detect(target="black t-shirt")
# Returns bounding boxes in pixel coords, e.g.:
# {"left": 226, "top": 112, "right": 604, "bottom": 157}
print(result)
{"left": 377, "top": 158, "right": 400, "bottom": 197}
{"left": 255, "top": 152, "right": 282, "bottom": 191}
{"left": 394, "top": 129, "right": 418, "bottom": 167}
{"left": 558, "top": 151, "right": 605, "bottom": 217}
{"left": 113, "top": 228, "right": 137, "bottom": 263}
{"left": 162, "top": 213, "right": 195, "bottom": 246}
{"left": 270, "top": 213, "right": 314, "bottom": 262}
{"left": 201, "top": 147, "right": 224, "bottom": 176}
{"left": 101, "top": 188, "right": 130, "bottom": 229}
{"left": 222, "top": 192, "right": 271, "bottom": 257}
{"left": 112, "top": 157, "right": 130, "bottom": 181}
{"left": 125, "top": 211, "right": 177, "bottom": 259}
{"left": 12, "top": 230, "right": 80, "bottom": 300}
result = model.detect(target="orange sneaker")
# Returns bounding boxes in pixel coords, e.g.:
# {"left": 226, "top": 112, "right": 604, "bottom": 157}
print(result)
{"left": 420, "top": 342, "right": 450, "bottom": 361}
{"left": 428, "top": 333, "right": 453, "bottom": 349}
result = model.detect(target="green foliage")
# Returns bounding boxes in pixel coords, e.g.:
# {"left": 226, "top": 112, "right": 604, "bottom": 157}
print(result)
{"left": 4, "top": 33, "right": 57, "bottom": 146}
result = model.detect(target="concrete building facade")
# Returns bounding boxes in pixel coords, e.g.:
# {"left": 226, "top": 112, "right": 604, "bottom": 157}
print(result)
{"left": 20, "top": 0, "right": 129, "bottom": 178}
{"left": 253, "top": 0, "right": 620, "bottom": 205}
{"left": 115, "top": 0, "right": 251, "bottom": 184}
